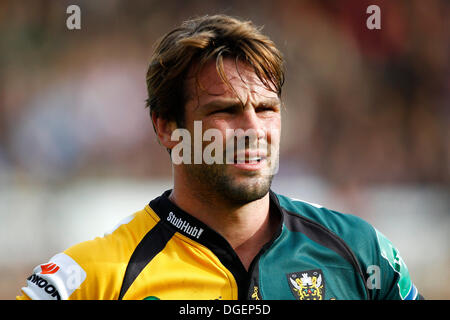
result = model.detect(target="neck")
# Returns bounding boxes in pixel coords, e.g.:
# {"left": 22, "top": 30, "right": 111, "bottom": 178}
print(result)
{"left": 170, "top": 173, "right": 278, "bottom": 270}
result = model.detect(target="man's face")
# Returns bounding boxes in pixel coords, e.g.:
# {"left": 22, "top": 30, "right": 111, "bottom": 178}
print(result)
{"left": 180, "top": 58, "right": 281, "bottom": 204}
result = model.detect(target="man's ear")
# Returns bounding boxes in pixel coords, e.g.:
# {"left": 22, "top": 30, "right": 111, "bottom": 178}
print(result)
{"left": 151, "top": 112, "right": 178, "bottom": 150}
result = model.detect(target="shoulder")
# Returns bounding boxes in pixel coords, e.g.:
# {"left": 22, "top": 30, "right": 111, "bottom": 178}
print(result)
{"left": 18, "top": 206, "right": 159, "bottom": 300}
{"left": 273, "top": 192, "right": 422, "bottom": 300}
{"left": 274, "top": 193, "right": 377, "bottom": 243}
{"left": 273, "top": 192, "right": 379, "bottom": 269}
{"left": 65, "top": 206, "right": 158, "bottom": 266}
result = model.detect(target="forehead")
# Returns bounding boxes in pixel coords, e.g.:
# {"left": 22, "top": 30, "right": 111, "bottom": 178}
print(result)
{"left": 185, "top": 58, "right": 278, "bottom": 108}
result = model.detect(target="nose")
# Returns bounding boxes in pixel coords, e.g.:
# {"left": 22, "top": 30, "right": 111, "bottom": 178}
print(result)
{"left": 236, "top": 107, "right": 265, "bottom": 139}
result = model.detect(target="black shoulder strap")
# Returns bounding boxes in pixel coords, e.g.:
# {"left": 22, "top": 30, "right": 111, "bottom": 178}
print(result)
{"left": 118, "top": 221, "right": 175, "bottom": 300}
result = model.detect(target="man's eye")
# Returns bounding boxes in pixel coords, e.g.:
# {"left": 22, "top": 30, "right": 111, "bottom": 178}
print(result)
{"left": 257, "top": 106, "right": 276, "bottom": 113}
{"left": 210, "top": 108, "right": 233, "bottom": 115}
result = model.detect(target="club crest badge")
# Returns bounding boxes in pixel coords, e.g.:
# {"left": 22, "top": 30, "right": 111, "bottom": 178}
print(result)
{"left": 287, "top": 269, "right": 325, "bottom": 300}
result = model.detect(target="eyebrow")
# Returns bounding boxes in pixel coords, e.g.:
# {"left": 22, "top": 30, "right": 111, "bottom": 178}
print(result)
{"left": 256, "top": 97, "right": 281, "bottom": 108}
{"left": 199, "top": 98, "right": 242, "bottom": 112}
{"left": 199, "top": 97, "right": 281, "bottom": 112}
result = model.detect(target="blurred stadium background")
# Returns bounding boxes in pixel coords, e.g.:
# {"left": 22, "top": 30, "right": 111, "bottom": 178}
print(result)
{"left": 0, "top": 0, "right": 449, "bottom": 299}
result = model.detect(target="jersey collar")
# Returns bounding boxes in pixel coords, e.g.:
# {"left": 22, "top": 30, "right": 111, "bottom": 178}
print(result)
{"left": 149, "top": 189, "right": 284, "bottom": 247}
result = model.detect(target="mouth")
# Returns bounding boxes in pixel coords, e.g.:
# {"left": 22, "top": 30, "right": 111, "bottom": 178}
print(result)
{"left": 230, "top": 151, "right": 269, "bottom": 171}
{"left": 233, "top": 156, "right": 264, "bottom": 164}
{"left": 233, "top": 151, "right": 267, "bottom": 164}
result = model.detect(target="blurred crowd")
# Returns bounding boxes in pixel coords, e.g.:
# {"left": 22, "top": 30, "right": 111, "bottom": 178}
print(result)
{"left": 0, "top": 0, "right": 448, "bottom": 189}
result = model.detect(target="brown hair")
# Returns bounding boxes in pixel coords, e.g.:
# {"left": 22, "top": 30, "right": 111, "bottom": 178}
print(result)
{"left": 146, "top": 14, "right": 285, "bottom": 127}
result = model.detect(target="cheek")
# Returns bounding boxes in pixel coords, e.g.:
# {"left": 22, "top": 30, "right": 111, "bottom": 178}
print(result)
{"left": 186, "top": 118, "right": 229, "bottom": 136}
{"left": 202, "top": 118, "right": 230, "bottom": 131}
{"left": 201, "top": 120, "right": 229, "bottom": 141}
{"left": 198, "top": 120, "right": 231, "bottom": 153}
{"left": 264, "top": 118, "right": 281, "bottom": 144}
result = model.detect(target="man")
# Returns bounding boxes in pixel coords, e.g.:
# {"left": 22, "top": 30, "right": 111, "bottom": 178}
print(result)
{"left": 17, "top": 14, "right": 422, "bottom": 300}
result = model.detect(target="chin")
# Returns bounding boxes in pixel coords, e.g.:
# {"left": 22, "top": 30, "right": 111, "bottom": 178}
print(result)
{"left": 184, "top": 162, "right": 275, "bottom": 204}
{"left": 218, "top": 175, "right": 274, "bottom": 204}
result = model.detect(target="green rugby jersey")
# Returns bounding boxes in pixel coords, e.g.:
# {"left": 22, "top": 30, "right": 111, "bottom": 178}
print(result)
{"left": 17, "top": 189, "right": 422, "bottom": 300}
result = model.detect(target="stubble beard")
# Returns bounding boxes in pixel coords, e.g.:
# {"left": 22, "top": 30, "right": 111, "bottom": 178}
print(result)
{"left": 183, "top": 155, "right": 278, "bottom": 206}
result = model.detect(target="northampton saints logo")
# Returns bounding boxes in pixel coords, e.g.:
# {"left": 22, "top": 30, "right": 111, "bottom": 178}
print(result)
{"left": 287, "top": 269, "right": 325, "bottom": 300}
